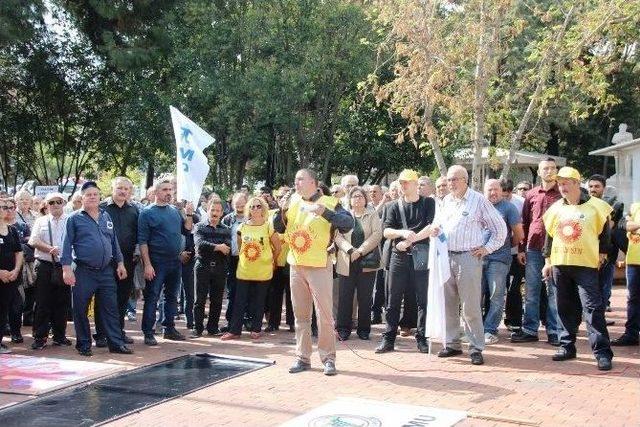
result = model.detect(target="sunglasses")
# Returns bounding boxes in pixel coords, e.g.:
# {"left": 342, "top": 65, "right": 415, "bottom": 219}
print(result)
{"left": 48, "top": 200, "right": 64, "bottom": 205}
{"left": 249, "top": 205, "right": 263, "bottom": 210}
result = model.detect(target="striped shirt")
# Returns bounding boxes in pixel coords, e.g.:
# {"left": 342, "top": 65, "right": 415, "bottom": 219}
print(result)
{"left": 435, "top": 187, "right": 507, "bottom": 253}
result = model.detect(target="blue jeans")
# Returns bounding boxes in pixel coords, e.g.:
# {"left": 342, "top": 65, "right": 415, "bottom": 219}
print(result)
{"left": 522, "top": 250, "right": 560, "bottom": 337}
{"left": 598, "top": 260, "right": 614, "bottom": 307}
{"left": 482, "top": 259, "right": 510, "bottom": 335}
{"left": 624, "top": 265, "right": 640, "bottom": 338}
{"left": 142, "top": 258, "right": 181, "bottom": 335}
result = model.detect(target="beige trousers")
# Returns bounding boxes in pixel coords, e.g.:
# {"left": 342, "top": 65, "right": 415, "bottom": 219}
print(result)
{"left": 290, "top": 260, "right": 336, "bottom": 364}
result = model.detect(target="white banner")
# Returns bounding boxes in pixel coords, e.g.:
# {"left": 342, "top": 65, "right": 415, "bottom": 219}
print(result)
{"left": 427, "top": 232, "right": 451, "bottom": 347}
{"left": 281, "top": 397, "right": 466, "bottom": 427}
{"left": 34, "top": 185, "right": 59, "bottom": 197}
{"left": 170, "top": 106, "right": 214, "bottom": 205}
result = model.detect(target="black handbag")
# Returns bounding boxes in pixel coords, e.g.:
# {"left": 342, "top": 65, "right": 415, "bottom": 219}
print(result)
{"left": 360, "top": 247, "right": 381, "bottom": 269}
{"left": 398, "top": 198, "right": 429, "bottom": 271}
{"left": 48, "top": 220, "right": 65, "bottom": 286}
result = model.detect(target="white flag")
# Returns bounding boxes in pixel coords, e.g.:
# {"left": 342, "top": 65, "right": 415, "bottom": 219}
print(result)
{"left": 426, "top": 232, "right": 451, "bottom": 349}
{"left": 170, "top": 106, "right": 214, "bottom": 205}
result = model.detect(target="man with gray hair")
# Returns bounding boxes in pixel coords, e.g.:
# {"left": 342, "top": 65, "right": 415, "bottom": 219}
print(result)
{"left": 418, "top": 176, "right": 434, "bottom": 198}
{"left": 430, "top": 166, "right": 507, "bottom": 365}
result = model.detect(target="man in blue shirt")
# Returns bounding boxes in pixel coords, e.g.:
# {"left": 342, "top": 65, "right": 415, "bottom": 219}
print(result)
{"left": 481, "top": 179, "right": 523, "bottom": 345}
{"left": 61, "top": 181, "right": 133, "bottom": 356}
{"left": 138, "top": 177, "right": 194, "bottom": 345}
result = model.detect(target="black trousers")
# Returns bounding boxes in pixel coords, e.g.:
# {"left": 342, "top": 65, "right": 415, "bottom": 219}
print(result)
{"left": 95, "top": 257, "right": 135, "bottom": 340}
{"left": 0, "top": 281, "right": 19, "bottom": 342}
{"left": 225, "top": 256, "right": 239, "bottom": 322}
{"left": 371, "top": 269, "right": 386, "bottom": 316}
{"left": 228, "top": 279, "right": 269, "bottom": 335}
{"left": 384, "top": 252, "right": 428, "bottom": 342}
{"left": 22, "top": 285, "right": 36, "bottom": 326}
{"left": 552, "top": 265, "right": 613, "bottom": 359}
{"left": 337, "top": 266, "right": 376, "bottom": 335}
{"left": 32, "top": 260, "right": 70, "bottom": 341}
{"left": 193, "top": 260, "right": 227, "bottom": 333}
{"left": 7, "top": 281, "right": 22, "bottom": 335}
{"left": 504, "top": 255, "right": 524, "bottom": 327}
{"left": 266, "top": 266, "right": 293, "bottom": 328}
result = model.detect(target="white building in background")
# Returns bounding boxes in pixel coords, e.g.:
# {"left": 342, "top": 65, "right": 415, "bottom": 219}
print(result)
{"left": 589, "top": 123, "right": 640, "bottom": 208}
{"left": 454, "top": 147, "right": 566, "bottom": 187}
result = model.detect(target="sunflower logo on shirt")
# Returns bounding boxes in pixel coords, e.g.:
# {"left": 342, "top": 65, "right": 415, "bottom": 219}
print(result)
{"left": 630, "top": 233, "right": 640, "bottom": 245}
{"left": 243, "top": 241, "right": 262, "bottom": 262}
{"left": 290, "top": 229, "right": 313, "bottom": 254}
{"left": 557, "top": 219, "right": 583, "bottom": 243}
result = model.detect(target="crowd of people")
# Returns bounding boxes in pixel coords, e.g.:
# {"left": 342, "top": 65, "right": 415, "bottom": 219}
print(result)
{"left": 0, "top": 159, "right": 638, "bottom": 376}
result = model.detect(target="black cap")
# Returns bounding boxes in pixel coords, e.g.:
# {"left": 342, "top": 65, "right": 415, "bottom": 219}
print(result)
{"left": 80, "top": 181, "right": 100, "bottom": 193}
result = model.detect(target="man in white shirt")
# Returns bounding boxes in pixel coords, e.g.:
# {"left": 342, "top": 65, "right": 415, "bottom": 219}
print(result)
{"left": 28, "top": 192, "right": 70, "bottom": 350}
{"left": 431, "top": 166, "right": 507, "bottom": 365}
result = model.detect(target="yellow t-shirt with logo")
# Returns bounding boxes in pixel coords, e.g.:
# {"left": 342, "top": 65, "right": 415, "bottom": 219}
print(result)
{"left": 237, "top": 221, "right": 275, "bottom": 281}
{"left": 285, "top": 195, "right": 338, "bottom": 267}
{"left": 269, "top": 209, "right": 289, "bottom": 267}
{"left": 543, "top": 196, "right": 612, "bottom": 268}
{"left": 626, "top": 202, "right": 640, "bottom": 265}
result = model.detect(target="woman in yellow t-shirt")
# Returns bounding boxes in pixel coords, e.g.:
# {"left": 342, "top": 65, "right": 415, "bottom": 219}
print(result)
{"left": 221, "top": 197, "right": 280, "bottom": 340}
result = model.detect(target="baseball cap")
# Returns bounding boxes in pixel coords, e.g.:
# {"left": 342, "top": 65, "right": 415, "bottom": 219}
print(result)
{"left": 80, "top": 181, "right": 100, "bottom": 193}
{"left": 44, "top": 192, "right": 66, "bottom": 202}
{"left": 556, "top": 166, "right": 581, "bottom": 181}
{"left": 398, "top": 169, "right": 419, "bottom": 182}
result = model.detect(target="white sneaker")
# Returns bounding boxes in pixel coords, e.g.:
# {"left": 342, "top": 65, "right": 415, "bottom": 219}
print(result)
{"left": 484, "top": 333, "right": 499, "bottom": 345}
{"left": 0, "top": 343, "right": 11, "bottom": 354}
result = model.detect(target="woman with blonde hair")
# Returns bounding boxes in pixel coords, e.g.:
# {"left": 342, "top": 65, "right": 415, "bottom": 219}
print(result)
{"left": 221, "top": 196, "right": 281, "bottom": 340}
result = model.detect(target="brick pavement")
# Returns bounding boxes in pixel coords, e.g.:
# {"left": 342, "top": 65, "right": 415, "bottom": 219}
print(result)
{"left": 1, "top": 285, "right": 638, "bottom": 426}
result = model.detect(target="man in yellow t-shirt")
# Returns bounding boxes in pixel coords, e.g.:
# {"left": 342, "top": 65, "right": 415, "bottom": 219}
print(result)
{"left": 273, "top": 169, "right": 354, "bottom": 376}
{"left": 541, "top": 167, "right": 614, "bottom": 371}
{"left": 611, "top": 202, "right": 640, "bottom": 346}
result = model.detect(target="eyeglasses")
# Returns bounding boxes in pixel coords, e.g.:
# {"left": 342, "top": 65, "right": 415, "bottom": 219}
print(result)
{"left": 0, "top": 206, "right": 15, "bottom": 211}
{"left": 249, "top": 205, "right": 263, "bottom": 210}
{"left": 516, "top": 187, "right": 529, "bottom": 191}
{"left": 48, "top": 200, "right": 64, "bottom": 205}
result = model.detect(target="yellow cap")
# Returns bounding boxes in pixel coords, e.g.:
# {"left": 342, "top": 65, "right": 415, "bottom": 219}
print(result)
{"left": 557, "top": 166, "right": 581, "bottom": 181}
{"left": 398, "top": 169, "right": 419, "bottom": 182}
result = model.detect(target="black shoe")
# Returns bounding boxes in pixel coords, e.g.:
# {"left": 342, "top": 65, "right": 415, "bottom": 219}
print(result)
{"left": 288, "top": 360, "right": 311, "bottom": 374}
{"left": 338, "top": 331, "right": 350, "bottom": 341}
{"left": 510, "top": 331, "right": 539, "bottom": 343}
{"left": 506, "top": 325, "right": 522, "bottom": 333}
{"left": 123, "top": 335, "right": 134, "bottom": 344}
{"left": 552, "top": 348, "right": 577, "bottom": 361}
{"left": 220, "top": 326, "right": 230, "bottom": 333}
{"left": 357, "top": 331, "right": 370, "bottom": 340}
{"left": 163, "top": 329, "right": 186, "bottom": 341}
{"left": 11, "top": 334, "right": 23, "bottom": 344}
{"left": 546, "top": 334, "right": 560, "bottom": 347}
{"left": 416, "top": 340, "right": 429, "bottom": 353}
{"left": 470, "top": 352, "right": 484, "bottom": 365}
{"left": 264, "top": 325, "right": 278, "bottom": 333}
{"left": 374, "top": 340, "right": 394, "bottom": 354}
{"left": 190, "top": 330, "right": 203, "bottom": 338}
{"left": 109, "top": 345, "right": 134, "bottom": 355}
{"left": 323, "top": 360, "right": 337, "bottom": 376}
{"left": 78, "top": 348, "right": 93, "bottom": 357}
{"left": 144, "top": 334, "right": 158, "bottom": 346}
{"left": 207, "top": 329, "right": 222, "bottom": 336}
{"left": 437, "top": 347, "right": 463, "bottom": 358}
{"left": 371, "top": 313, "right": 382, "bottom": 325}
{"left": 311, "top": 327, "right": 318, "bottom": 337}
{"left": 31, "top": 339, "right": 47, "bottom": 350}
{"left": 610, "top": 335, "right": 639, "bottom": 346}
{"left": 94, "top": 337, "right": 108, "bottom": 348}
{"left": 53, "top": 337, "right": 72, "bottom": 346}
{"left": 597, "top": 357, "right": 612, "bottom": 371}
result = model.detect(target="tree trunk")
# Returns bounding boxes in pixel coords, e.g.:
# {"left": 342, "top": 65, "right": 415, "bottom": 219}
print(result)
{"left": 501, "top": 6, "right": 575, "bottom": 179}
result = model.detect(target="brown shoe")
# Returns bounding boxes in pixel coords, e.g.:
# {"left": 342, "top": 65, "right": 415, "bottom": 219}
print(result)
{"left": 220, "top": 332, "right": 241, "bottom": 341}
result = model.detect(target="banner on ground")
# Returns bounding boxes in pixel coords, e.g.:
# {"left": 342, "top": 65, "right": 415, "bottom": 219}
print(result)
{"left": 170, "top": 106, "right": 214, "bottom": 205}
{"left": 281, "top": 397, "right": 466, "bottom": 427}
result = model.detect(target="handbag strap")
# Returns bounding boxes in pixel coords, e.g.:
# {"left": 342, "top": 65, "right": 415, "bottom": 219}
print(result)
{"left": 397, "top": 198, "right": 409, "bottom": 230}
{"left": 47, "top": 219, "right": 57, "bottom": 263}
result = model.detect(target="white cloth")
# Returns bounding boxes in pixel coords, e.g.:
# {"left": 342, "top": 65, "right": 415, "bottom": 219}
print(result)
{"left": 28, "top": 213, "right": 68, "bottom": 262}
{"left": 426, "top": 232, "right": 450, "bottom": 347}
{"left": 170, "top": 106, "right": 215, "bottom": 205}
